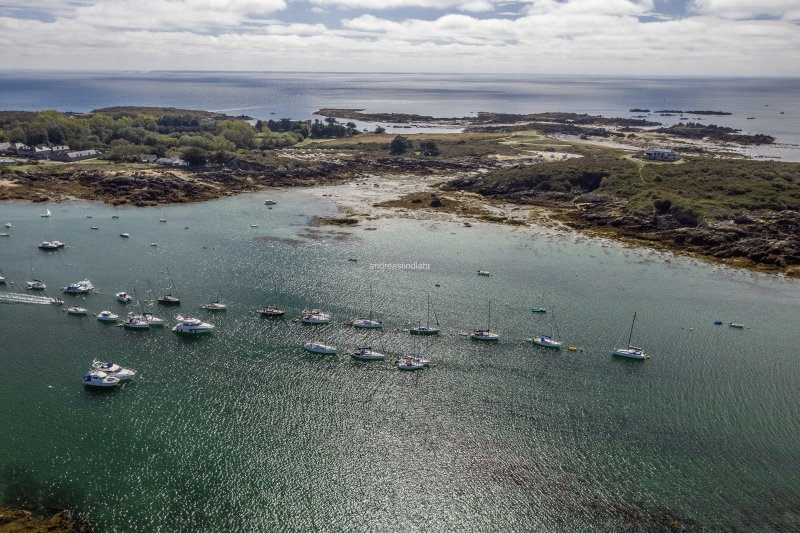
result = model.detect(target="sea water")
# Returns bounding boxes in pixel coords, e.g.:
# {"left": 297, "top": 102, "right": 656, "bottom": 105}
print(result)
{"left": 1, "top": 71, "right": 798, "bottom": 160}
{"left": 1, "top": 189, "right": 799, "bottom": 531}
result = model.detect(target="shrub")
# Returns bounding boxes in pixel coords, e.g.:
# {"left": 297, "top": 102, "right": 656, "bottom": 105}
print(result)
{"left": 390, "top": 135, "right": 413, "bottom": 155}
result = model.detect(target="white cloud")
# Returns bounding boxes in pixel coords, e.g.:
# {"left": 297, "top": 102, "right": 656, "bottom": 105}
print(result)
{"left": 690, "top": 0, "right": 800, "bottom": 21}
{"left": 0, "top": 0, "right": 799, "bottom": 75}
{"left": 458, "top": 1, "right": 495, "bottom": 12}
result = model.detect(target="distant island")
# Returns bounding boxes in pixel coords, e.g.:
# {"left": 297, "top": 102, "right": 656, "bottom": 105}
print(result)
{"left": 0, "top": 105, "right": 797, "bottom": 276}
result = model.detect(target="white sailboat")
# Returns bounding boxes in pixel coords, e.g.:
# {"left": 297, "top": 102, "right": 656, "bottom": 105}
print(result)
{"left": 352, "top": 286, "right": 383, "bottom": 328}
{"left": 612, "top": 312, "right": 647, "bottom": 360}
{"left": 200, "top": 300, "right": 227, "bottom": 310}
{"left": 303, "top": 325, "right": 337, "bottom": 353}
{"left": 302, "top": 309, "right": 331, "bottom": 324}
{"left": 25, "top": 253, "right": 46, "bottom": 290}
{"left": 40, "top": 209, "right": 51, "bottom": 218}
{"left": 471, "top": 301, "right": 500, "bottom": 341}
{"left": 0, "top": 267, "right": 5, "bottom": 284}
{"left": 533, "top": 310, "right": 562, "bottom": 349}
{"left": 141, "top": 281, "right": 166, "bottom": 326}
{"left": 111, "top": 207, "right": 120, "bottom": 219}
{"left": 157, "top": 268, "right": 181, "bottom": 305}
{"left": 410, "top": 294, "right": 440, "bottom": 335}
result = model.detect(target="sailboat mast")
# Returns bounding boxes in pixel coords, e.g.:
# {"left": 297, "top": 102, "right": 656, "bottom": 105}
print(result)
{"left": 628, "top": 312, "right": 637, "bottom": 348}
{"left": 426, "top": 294, "right": 431, "bottom": 327}
{"left": 488, "top": 301, "right": 491, "bottom": 331}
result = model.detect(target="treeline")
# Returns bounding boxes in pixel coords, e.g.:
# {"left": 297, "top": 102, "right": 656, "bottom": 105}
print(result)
{"left": 0, "top": 109, "right": 369, "bottom": 164}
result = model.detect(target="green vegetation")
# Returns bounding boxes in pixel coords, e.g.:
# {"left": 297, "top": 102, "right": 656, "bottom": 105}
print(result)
{"left": 0, "top": 107, "right": 365, "bottom": 166}
{"left": 463, "top": 144, "right": 800, "bottom": 219}
{"left": 390, "top": 135, "right": 413, "bottom": 155}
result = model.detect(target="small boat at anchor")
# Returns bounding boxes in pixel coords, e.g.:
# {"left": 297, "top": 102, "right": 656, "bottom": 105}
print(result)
{"left": 97, "top": 310, "right": 119, "bottom": 322}
{"left": 302, "top": 309, "right": 331, "bottom": 324}
{"left": 264, "top": 199, "right": 277, "bottom": 205}
{"left": 477, "top": 270, "right": 491, "bottom": 276}
{"left": 410, "top": 295, "right": 440, "bottom": 335}
{"left": 612, "top": 312, "right": 647, "bottom": 360}
{"left": 123, "top": 316, "right": 150, "bottom": 329}
{"left": 303, "top": 342, "right": 337, "bottom": 354}
{"left": 64, "top": 280, "right": 94, "bottom": 294}
{"left": 120, "top": 233, "right": 131, "bottom": 238}
{"left": 67, "top": 306, "right": 88, "bottom": 315}
{"left": 116, "top": 292, "right": 132, "bottom": 303}
{"left": 200, "top": 300, "right": 227, "bottom": 310}
{"left": 41, "top": 209, "right": 51, "bottom": 218}
{"left": 157, "top": 268, "right": 181, "bottom": 305}
{"left": 38, "top": 241, "right": 58, "bottom": 250}
{"left": 350, "top": 346, "right": 386, "bottom": 361}
{"left": 471, "top": 301, "right": 500, "bottom": 340}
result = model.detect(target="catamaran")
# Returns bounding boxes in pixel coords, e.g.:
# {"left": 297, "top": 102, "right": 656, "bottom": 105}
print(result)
{"left": 612, "top": 312, "right": 647, "bottom": 360}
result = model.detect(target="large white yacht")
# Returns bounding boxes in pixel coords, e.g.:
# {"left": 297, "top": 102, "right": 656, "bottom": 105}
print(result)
{"left": 172, "top": 315, "right": 214, "bottom": 334}
{"left": 91, "top": 361, "right": 136, "bottom": 380}
{"left": 83, "top": 370, "right": 119, "bottom": 388}
{"left": 64, "top": 280, "right": 94, "bottom": 294}
{"left": 97, "top": 310, "right": 119, "bottom": 322}
{"left": 38, "top": 241, "right": 58, "bottom": 250}
{"left": 67, "top": 306, "right": 88, "bottom": 315}
{"left": 349, "top": 346, "right": 386, "bottom": 361}
{"left": 301, "top": 309, "right": 331, "bottom": 324}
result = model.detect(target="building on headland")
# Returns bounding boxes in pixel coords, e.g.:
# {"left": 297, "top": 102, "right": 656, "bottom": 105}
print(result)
{"left": 50, "top": 150, "right": 100, "bottom": 162}
{"left": 18, "top": 145, "right": 53, "bottom": 159}
{"left": 0, "top": 142, "right": 11, "bottom": 152}
{"left": 1, "top": 159, "right": 16, "bottom": 166}
{"left": 138, "top": 154, "right": 158, "bottom": 164}
{"left": 156, "top": 156, "right": 189, "bottom": 167}
{"left": 645, "top": 147, "right": 678, "bottom": 161}
{"left": 10, "top": 143, "right": 29, "bottom": 154}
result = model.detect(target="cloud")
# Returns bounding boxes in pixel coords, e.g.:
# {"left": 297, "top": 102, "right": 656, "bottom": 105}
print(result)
{"left": 690, "top": 0, "right": 800, "bottom": 21}
{"left": 0, "top": 0, "right": 799, "bottom": 75}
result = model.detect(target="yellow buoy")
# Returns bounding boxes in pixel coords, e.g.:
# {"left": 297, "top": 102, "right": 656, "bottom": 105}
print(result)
{"left": 433, "top": 364, "right": 437, "bottom": 367}
{"left": 93, "top": 313, "right": 97, "bottom": 317}
{"left": 62, "top": 308, "right": 65, "bottom": 312}
{"left": 144, "top": 299, "right": 148, "bottom": 303}
{"left": 520, "top": 341, "right": 525, "bottom": 345}
{"left": 249, "top": 311, "right": 253, "bottom": 314}
{"left": 646, "top": 355, "right": 651, "bottom": 359}
{"left": 568, "top": 346, "right": 576, "bottom": 351}
{"left": 9, "top": 281, "right": 13, "bottom": 284}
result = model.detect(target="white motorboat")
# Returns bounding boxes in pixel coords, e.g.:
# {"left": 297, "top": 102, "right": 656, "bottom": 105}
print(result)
{"left": 116, "top": 292, "right": 132, "bottom": 303}
{"left": 120, "top": 233, "right": 131, "bottom": 238}
{"left": 97, "top": 311, "right": 119, "bottom": 322}
{"left": 0, "top": 233, "right": 9, "bottom": 237}
{"left": 83, "top": 370, "right": 119, "bottom": 388}
{"left": 140, "top": 312, "right": 165, "bottom": 326}
{"left": 302, "top": 309, "right": 331, "bottom": 324}
{"left": 200, "top": 300, "right": 227, "bottom": 310}
{"left": 612, "top": 312, "right": 648, "bottom": 360}
{"left": 38, "top": 241, "right": 58, "bottom": 249}
{"left": 350, "top": 346, "right": 386, "bottom": 361}
{"left": 150, "top": 243, "right": 157, "bottom": 247}
{"left": 533, "top": 333, "right": 562, "bottom": 349}
{"left": 471, "top": 301, "right": 499, "bottom": 340}
{"left": 0, "top": 267, "right": 5, "bottom": 284}
{"left": 122, "top": 316, "right": 150, "bottom": 329}
{"left": 303, "top": 342, "right": 337, "bottom": 354}
{"left": 26, "top": 279, "right": 46, "bottom": 290}
{"left": 410, "top": 294, "right": 440, "bottom": 335}
{"left": 172, "top": 315, "right": 214, "bottom": 334}
{"left": 477, "top": 270, "right": 491, "bottom": 276}
{"left": 64, "top": 280, "right": 94, "bottom": 294}
{"left": 251, "top": 224, "right": 259, "bottom": 228}
{"left": 4, "top": 223, "right": 10, "bottom": 227}
{"left": 41, "top": 209, "right": 51, "bottom": 218}
{"left": 91, "top": 361, "right": 135, "bottom": 380}
{"left": 50, "top": 298, "right": 64, "bottom": 305}
{"left": 264, "top": 199, "right": 277, "bottom": 205}
{"left": 86, "top": 215, "right": 92, "bottom": 218}
{"left": 67, "top": 306, "right": 88, "bottom": 315}
{"left": 52, "top": 240, "right": 65, "bottom": 247}
{"left": 729, "top": 323, "right": 744, "bottom": 328}
{"left": 91, "top": 226, "right": 98, "bottom": 230}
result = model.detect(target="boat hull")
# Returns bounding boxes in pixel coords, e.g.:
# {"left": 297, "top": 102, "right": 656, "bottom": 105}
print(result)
{"left": 303, "top": 343, "right": 337, "bottom": 354}
{"left": 410, "top": 328, "right": 439, "bottom": 335}
{"left": 612, "top": 348, "right": 646, "bottom": 360}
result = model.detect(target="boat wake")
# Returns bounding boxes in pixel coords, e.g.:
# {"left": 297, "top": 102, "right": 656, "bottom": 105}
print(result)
{"left": 0, "top": 292, "right": 55, "bottom": 305}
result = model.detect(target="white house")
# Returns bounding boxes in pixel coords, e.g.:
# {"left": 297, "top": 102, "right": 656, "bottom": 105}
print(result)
{"left": 645, "top": 147, "right": 678, "bottom": 161}
{"left": 156, "top": 156, "right": 189, "bottom": 167}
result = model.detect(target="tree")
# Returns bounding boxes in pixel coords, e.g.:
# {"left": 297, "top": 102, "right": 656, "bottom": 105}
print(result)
{"left": 390, "top": 135, "right": 413, "bottom": 155}
{"left": 255, "top": 120, "right": 264, "bottom": 132}
{"left": 419, "top": 139, "right": 440, "bottom": 156}
{"left": 183, "top": 147, "right": 209, "bottom": 166}
{"left": 374, "top": 126, "right": 386, "bottom": 134}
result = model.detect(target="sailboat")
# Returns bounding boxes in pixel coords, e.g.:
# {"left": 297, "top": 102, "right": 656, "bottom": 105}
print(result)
{"left": 303, "top": 325, "right": 337, "bottom": 353}
{"left": 111, "top": 207, "right": 120, "bottom": 219}
{"left": 40, "top": 209, "right": 51, "bottom": 218}
{"left": 531, "top": 295, "right": 547, "bottom": 313}
{"left": 533, "top": 309, "right": 562, "bottom": 349}
{"left": 124, "top": 287, "right": 150, "bottom": 329}
{"left": 471, "top": 301, "right": 500, "bottom": 340}
{"left": 200, "top": 295, "right": 227, "bottom": 310}
{"left": 352, "top": 286, "right": 383, "bottom": 328}
{"left": 0, "top": 267, "right": 6, "bottom": 284}
{"left": 260, "top": 282, "right": 285, "bottom": 316}
{"left": 159, "top": 211, "right": 167, "bottom": 222}
{"left": 397, "top": 336, "right": 432, "bottom": 370}
{"left": 25, "top": 253, "right": 46, "bottom": 290}
{"left": 157, "top": 268, "right": 181, "bottom": 305}
{"left": 141, "top": 281, "right": 166, "bottom": 326}
{"left": 612, "top": 312, "right": 647, "bottom": 360}
{"left": 410, "top": 294, "right": 440, "bottom": 335}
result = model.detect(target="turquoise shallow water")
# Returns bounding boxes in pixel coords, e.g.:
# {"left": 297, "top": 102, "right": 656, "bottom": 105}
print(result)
{"left": 1, "top": 190, "right": 799, "bottom": 532}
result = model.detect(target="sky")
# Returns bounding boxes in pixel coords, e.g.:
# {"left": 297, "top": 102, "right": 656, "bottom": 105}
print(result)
{"left": 0, "top": 0, "right": 798, "bottom": 75}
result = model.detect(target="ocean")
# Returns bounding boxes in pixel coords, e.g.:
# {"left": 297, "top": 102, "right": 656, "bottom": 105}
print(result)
{"left": 1, "top": 188, "right": 799, "bottom": 532}
{"left": 1, "top": 73, "right": 800, "bottom": 531}
{"left": 1, "top": 71, "right": 799, "bottom": 160}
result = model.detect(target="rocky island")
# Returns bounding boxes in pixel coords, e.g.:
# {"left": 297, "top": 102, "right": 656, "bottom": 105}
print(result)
{"left": 1, "top": 106, "right": 798, "bottom": 275}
